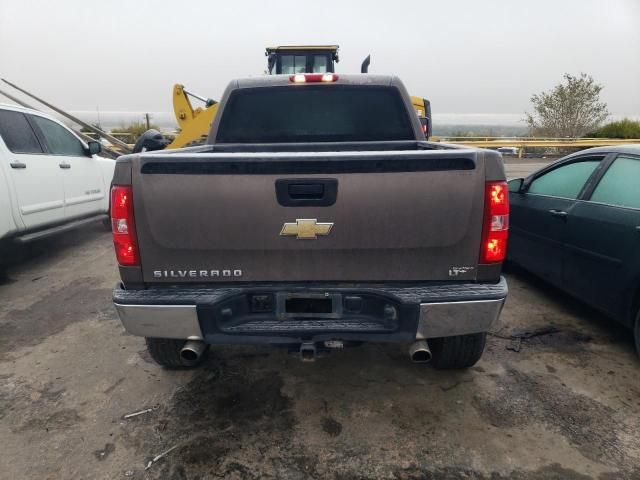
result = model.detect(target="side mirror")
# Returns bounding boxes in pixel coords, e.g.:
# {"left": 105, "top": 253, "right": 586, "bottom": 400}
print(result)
{"left": 86, "top": 141, "right": 102, "bottom": 156}
{"left": 508, "top": 178, "right": 524, "bottom": 193}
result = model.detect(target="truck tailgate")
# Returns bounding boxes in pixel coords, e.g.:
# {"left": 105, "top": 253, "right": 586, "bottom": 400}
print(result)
{"left": 131, "top": 150, "right": 487, "bottom": 283}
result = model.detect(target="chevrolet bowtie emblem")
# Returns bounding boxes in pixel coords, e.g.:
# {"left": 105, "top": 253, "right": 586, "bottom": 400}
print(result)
{"left": 280, "top": 219, "right": 334, "bottom": 239}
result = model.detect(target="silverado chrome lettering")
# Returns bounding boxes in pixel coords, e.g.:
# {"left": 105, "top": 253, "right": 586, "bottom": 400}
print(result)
{"left": 153, "top": 270, "right": 243, "bottom": 278}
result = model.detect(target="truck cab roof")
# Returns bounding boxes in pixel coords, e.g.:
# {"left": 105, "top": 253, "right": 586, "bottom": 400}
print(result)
{"left": 232, "top": 74, "right": 399, "bottom": 89}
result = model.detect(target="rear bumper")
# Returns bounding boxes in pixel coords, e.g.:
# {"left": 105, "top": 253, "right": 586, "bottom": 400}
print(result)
{"left": 112, "top": 277, "right": 507, "bottom": 343}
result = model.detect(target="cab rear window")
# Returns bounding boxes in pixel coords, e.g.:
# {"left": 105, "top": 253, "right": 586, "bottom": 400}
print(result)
{"left": 215, "top": 85, "right": 414, "bottom": 143}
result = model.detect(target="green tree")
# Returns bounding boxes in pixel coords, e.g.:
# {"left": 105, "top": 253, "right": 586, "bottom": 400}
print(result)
{"left": 525, "top": 73, "right": 609, "bottom": 137}
{"left": 111, "top": 121, "right": 160, "bottom": 142}
{"left": 588, "top": 118, "right": 640, "bottom": 139}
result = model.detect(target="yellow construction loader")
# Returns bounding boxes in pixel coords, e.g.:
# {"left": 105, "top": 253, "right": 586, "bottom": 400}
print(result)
{"left": 165, "top": 45, "right": 431, "bottom": 150}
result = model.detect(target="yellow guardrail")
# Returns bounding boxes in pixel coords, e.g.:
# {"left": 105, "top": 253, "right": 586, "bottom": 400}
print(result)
{"left": 433, "top": 137, "right": 640, "bottom": 145}
{"left": 431, "top": 137, "right": 640, "bottom": 157}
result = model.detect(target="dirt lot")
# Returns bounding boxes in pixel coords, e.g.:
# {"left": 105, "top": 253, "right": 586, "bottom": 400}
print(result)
{"left": 1, "top": 159, "right": 639, "bottom": 479}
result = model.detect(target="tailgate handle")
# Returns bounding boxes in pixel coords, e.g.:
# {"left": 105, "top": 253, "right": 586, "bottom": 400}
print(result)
{"left": 276, "top": 178, "right": 338, "bottom": 207}
{"left": 289, "top": 183, "right": 324, "bottom": 199}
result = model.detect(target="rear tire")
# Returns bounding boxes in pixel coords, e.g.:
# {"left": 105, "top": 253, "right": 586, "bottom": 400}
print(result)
{"left": 634, "top": 310, "right": 640, "bottom": 358}
{"left": 145, "top": 337, "right": 206, "bottom": 368}
{"left": 429, "top": 332, "right": 487, "bottom": 369}
{"left": 0, "top": 241, "right": 8, "bottom": 271}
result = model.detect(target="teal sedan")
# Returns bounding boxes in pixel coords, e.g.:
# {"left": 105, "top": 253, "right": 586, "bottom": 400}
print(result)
{"left": 508, "top": 145, "right": 640, "bottom": 356}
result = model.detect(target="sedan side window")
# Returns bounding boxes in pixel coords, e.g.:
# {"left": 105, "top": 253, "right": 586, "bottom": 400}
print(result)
{"left": 0, "top": 110, "right": 43, "bottom": 154}
{"left": 30, "top": 115, "right": 85, "bottom": 156}
{"left": 528, "top": 159, "right": 601, "bottom": 199}
{"left": 590, "top": 155, "right": 640, "bottom": 209}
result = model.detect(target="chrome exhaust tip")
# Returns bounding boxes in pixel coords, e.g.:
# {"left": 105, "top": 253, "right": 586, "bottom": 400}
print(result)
{"left": 409, "top": 339, "right": 432, "bottom": 363}
{"left": 180, "top": 340, "right": 206, "bottom": 363}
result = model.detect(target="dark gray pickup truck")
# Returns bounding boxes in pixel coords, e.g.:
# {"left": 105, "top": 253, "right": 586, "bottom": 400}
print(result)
{"left": 110, "top": 73, "right": 509, "bottom": 369}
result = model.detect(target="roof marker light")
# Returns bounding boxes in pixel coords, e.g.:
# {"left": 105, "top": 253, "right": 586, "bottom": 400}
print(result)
{"left": 289, "top": 73, "right": 339, "bottom": 83}
{"left": 321, "top": 73, "right": 338, "bottom": 82}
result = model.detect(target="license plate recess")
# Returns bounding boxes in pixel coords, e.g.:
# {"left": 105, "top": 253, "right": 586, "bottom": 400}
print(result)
{"left": 276, "top": 292, "right": 343, "bottom": 319}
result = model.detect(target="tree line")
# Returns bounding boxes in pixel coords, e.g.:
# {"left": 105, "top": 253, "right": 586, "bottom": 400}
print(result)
{"left": 526, "top": 73, "right": 639, "bottom": 139}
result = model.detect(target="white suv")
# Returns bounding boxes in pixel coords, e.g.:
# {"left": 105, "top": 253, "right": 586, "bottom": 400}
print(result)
{"left": 0, "top": 104, "right": 115, "bottom": 250}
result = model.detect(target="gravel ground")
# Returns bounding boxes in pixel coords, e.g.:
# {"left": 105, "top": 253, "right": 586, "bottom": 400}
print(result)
{"left": 1, "top": 160, "right": 639, "bottom": 479}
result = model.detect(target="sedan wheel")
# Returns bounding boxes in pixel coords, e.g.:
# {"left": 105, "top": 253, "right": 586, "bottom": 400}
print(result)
{"left": 635, "top": 309, "right": 640, "bottom": 358}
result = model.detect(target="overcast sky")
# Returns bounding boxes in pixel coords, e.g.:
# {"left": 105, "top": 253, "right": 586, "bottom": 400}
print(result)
{"left": 0, "top": 0, "right": 638, "bottom": 123}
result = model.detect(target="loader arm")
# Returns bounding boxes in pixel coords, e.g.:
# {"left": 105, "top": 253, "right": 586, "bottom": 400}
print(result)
{"left": 167, "top": 84, "right": 218, "bottom": 149}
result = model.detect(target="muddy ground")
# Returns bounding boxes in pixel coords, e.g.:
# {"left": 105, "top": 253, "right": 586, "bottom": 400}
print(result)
{"left": 1, "top": 160, "right": 639, "bottom": 479}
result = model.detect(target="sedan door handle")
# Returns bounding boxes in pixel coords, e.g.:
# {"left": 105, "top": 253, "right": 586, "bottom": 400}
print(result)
{"left": 635, "top": 226, "right": 640, "bottom": 233}
{"left": 10, "top": 161, "right": 26, "bottom": 169}
{"left": 548, "top": 209, "right": 568, "bottom": 220}
{"left": 59, "top": 162, "right": 71, "bottom": 169}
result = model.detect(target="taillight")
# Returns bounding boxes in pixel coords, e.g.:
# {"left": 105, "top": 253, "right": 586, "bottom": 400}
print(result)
{"left": 110, "top": 185, "right": 139, "bottom": 266}
{"left": 480, "top": 181, "right": 509, "bottom": 263}
{"left": 289, "top": 73, "right": 339, "bottom": 83}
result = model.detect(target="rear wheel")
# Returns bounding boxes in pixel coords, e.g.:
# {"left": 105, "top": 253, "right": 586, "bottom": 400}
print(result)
{"left": 634, "top": 309, "right": 640, "bottom": 358}
{"left": 0, "top": 240, "right": 8, "bottom": 270}
{"left": 429, "top": 332, "right": 487, "bottom": 369}
{"left": 145, "top": 338, "right": 206, "bottom": 368}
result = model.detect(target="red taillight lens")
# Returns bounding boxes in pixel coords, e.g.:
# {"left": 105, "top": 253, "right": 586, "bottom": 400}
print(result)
{"left": 289, "top": 73, "right": 339, "bottom": 83}
{"left": 480, "top": 181, "right": 509, "bottom": 263}
{"left": 110, "top": 185, "right": 139, "bottom": 266}
{"left": 482, "top": 229, "right": 509, "bottom": 263}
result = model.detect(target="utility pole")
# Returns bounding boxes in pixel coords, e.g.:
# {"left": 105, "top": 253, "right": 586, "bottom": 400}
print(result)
{"left": 145, "top": 113, "right": 151, "bottom": 130}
